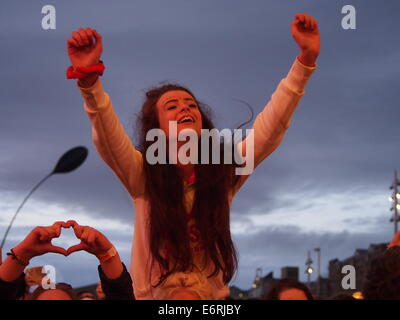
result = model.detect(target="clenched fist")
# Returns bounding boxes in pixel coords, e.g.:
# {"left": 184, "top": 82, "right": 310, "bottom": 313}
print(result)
{"left": 291, "top": 13, "right": 320, "bottom": 67}
{"left": 67, "top": 27, "right": 103, "bottom": 68}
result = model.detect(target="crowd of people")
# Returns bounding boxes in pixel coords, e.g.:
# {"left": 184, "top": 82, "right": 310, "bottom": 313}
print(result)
{"left": 0, "top": 224, "right": 399, "bottom": 300}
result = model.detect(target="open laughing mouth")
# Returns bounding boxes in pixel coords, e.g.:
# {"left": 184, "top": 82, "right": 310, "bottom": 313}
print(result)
{"left": 177, "top": 115, "right": 195, "bottom": 124}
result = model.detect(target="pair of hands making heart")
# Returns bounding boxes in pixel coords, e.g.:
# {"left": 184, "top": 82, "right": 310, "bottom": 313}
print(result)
{"left": 12, "top": 221, "right": 114, "bottom": 264}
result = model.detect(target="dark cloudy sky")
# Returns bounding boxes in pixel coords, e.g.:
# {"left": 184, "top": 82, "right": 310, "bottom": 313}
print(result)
{"left": 1, "top": 0, "right": 399, "bottom": 292}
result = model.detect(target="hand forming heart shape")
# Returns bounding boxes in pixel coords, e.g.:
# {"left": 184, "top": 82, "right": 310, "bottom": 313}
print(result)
{"left": 12, "top": 220, "right": 114, "bottom": 264}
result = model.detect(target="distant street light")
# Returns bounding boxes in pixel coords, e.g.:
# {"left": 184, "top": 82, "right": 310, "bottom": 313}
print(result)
{"left": 0, "top": 146, "right": 88, "bottom": 254}
{"left": 305, "top": 250, "right": 313, "bottom": 286}
{"left": 314, "top": 248, "right": 321, "bottom": 297}
{"left": 389, "top": 170, "right": 400, "bottom": 235}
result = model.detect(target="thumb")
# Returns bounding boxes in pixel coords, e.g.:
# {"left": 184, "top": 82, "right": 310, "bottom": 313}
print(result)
{"left": 291, "top": 20, "right": 300, "bottom": 34}
{"left": 45, "top": 244, "right": 68, "bottom": 256}
{"left": 66, "top": 243, "right": 88, "bottom": 255}
{"left": 93, "top": 30, "right": 102, "bottom": 48}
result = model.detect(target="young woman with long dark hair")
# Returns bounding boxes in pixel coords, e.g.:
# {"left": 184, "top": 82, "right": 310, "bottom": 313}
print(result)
{"left": 66, "top": 13, "right": 320, "bottom": 299}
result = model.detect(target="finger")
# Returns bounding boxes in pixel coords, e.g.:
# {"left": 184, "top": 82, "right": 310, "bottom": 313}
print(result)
{"left": 52, "top": 221, "right": 68, "bottom": 229}
{"left": 73, "top": 224, "right": 84, "bottom": 238}
{"left": 303, "top": 15, "right": 310, "bottom": 29}
{"left": 96, "top": 232, "right": 113, "bottom": 251}
{"left": 83, "top": 28, "right": 94, "bottom": 46}
{"left": 67, "top": 38, "right": 79, "bottom": 48}
{"left": 51, "top": 222, "right": 64, "bottom": 237}
{"left": 93, "top": 30, "right": 103, "bottom": 47}
{"left": 53, "top": 225, "right": 62, "bottom": 238}
{"left": 46, "top": 244, "right": 68, "bottom": 256}
{"left": 43, "top": 224, "right": 59, "bottom": 238}
{"left": 78, "top": 28, "right": 90, "bottom": 46}
{"left": 66, "top": 243, "right": 87, "bottom": 255}
{"left": 66, "top": 220, "right": 78, "bottom": 228}
{"left": 72, "top": 31, "right": 84, "bottom": 46}
{"left": 291, "top": 19, "right": 300, "bottom": 34}
{"left": 68, "top": 220, "right": 83, "bottom": 237}
{"left": 45, "top": 226, "right": 58, "bottom": 239}
{"left": 295, "top": 13, "right": 305, "bottom": 23}
{"left": 29, "top": 227, "right": 44, "bottom": 243}
{"left": 37, "top": 227, "right": 51, "bottom": 241}
{"left": 31, "top": 226, "right": 42, "bottom": 236}
{"left": 295, "top": 14, "right": 306, "bottom": 30}
{"left": 309, "top": 16, "right": 315, "bottom": 30}
{"left": 313, "top": 19, "right": 318, "bottom": 30}
{"left": 87, "top": 229, "right": 97, "bottom": 246}
{"left": 80, "top": 227, "right": 91, "bottom": 243}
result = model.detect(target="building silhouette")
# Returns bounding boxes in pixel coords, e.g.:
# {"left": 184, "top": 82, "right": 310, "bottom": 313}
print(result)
{"left": 230, "top": 241, "right": 388, "bottom": 300}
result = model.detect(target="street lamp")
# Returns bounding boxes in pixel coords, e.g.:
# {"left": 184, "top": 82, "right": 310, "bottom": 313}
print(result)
{"left": 389, "top": 170, "right": 400, "bottom": 235}
{"left": 0, "top": 146, "right": 88, "bottom": 260}
{"left": 314, "top": 248, "right": 321, "bottom": 297}
{"left": 305, "top": 250, "right": 313, "bottom": 286}
{"left": 252, "top": 268, "right": 262, "bottom": 289}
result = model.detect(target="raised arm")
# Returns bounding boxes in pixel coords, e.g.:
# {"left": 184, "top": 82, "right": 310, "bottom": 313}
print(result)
{"left": 67, "top": 28, "right": 145, "bottom": 198}
{"left": 234, "top": 14, "right": 319, "bottom": 189}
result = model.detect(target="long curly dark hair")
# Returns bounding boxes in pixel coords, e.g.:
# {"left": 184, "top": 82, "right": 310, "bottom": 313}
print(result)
{"left": 136, "top": 83, "right": 241, "bottom": 287}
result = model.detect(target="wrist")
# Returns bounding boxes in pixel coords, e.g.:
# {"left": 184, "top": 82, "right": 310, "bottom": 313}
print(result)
{"left": 96, "top": 246, "right": 117, "bottom": 264}
{"left": 298, "top": 50, "right": 318, "bottom": 67}
{"left": 69, "top": 61, "right": 104, "bottom": 84}
{"left": 9, "top": 247, "right": 31, "bottom": 266}
{"left": 77, "top": 74, "right": 99, "bottom": 88}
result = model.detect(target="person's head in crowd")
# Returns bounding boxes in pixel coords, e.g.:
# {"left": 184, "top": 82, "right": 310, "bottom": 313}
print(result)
{"left": 96, "top": 280, "right": 105, "bottom": 300}
{"left": 330, "top": 292, "right": 358, "bottom": 300}
{"left": 363, "top": 246, "right": 400, "bottom": 300}
{"left": 28, "top": 283, "right": 78, "bottom": 300}
{"left": 263, "top": 279, "right": 314, "bottom": 300}
{"left": 78, "top": 290, "right": 97, "bottom": 300}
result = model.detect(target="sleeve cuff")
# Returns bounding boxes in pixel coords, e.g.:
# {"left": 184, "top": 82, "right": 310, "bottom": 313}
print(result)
{"left": 97, "top": 263, "right": 134, "bottom": 300}
{"left": 283, "top": 57, "right": 317, "bottom": 95}
{"left": 0, "top": 272, "right": 26, "bottom": 300}
{"left": 77, "top": 78, "right": 109, "bottom": 111}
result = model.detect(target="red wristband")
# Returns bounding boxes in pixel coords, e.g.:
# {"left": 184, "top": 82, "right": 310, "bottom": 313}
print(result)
{"left": 66, "top": 61, "right": 105, "bottom": 79}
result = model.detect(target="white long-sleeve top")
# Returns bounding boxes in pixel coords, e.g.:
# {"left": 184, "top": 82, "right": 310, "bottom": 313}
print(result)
{"left": 78, "top": 58, "right": 316, "bottom": 299}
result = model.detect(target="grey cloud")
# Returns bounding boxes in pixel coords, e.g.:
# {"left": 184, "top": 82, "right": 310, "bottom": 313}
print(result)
{"left": 1, "top": 0, "right": 400, "bottom": 288}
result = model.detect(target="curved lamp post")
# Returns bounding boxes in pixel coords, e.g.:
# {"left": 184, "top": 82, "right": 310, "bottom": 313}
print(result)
{"left": 0, "top": 146, "right": 88, "bottom": 252}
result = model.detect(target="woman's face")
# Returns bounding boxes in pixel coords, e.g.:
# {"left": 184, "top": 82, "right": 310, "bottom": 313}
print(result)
{"left": 156, "top": 90, "right": 203, "bottom": 138}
